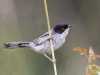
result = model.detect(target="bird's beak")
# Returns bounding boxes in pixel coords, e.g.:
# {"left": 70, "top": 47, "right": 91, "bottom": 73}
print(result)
{"left": 68, "top": 25, "right": 74, "bottom": 27}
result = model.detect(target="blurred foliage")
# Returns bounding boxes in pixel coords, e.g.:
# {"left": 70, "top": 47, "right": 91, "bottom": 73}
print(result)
{"left": 73, "top": 47, "right": 100, "bottom": 75}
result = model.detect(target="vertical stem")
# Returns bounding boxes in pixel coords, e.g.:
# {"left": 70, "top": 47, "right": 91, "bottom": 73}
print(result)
{"left": 43, "top": 0, "right": 57, "bottom": 75}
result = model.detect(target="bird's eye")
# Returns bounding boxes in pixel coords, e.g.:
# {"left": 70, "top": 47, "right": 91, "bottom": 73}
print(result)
{"left": 61, "top": 28, "right": 65, "bottom": 31}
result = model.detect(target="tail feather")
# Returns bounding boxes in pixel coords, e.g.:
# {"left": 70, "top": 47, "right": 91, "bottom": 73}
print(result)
{"left": 2, "top": 42, "right": 30, "bottom": 49}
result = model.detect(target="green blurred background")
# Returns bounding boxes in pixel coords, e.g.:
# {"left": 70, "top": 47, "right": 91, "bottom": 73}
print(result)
{"left": 0, "top": 0, "right": 100, "bottom": 75}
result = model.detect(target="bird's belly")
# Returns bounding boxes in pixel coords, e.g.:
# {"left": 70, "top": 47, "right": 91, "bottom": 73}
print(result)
{"left": 31, "top": 37, "right": 65, "bottom": 54}
{"left": 38, "top": 39, "right": 65, "bottom": 53}
{"left": 53, "top": 39, "right": 65, "bottom": 50}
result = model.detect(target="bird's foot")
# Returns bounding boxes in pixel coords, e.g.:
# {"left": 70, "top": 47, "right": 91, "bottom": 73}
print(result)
{"left": 37, "top": 37, "right": 52, "bottom": 45}
{"left": 43, "top": 53, "right": 56, "bottom": 63}
{"left": 51, "top": 59, "right": 56, "bottom": 63}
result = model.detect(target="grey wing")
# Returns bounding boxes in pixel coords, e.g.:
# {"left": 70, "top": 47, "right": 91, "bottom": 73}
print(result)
{"left": 32, "top": 32, "right": 50, "bottom": 45}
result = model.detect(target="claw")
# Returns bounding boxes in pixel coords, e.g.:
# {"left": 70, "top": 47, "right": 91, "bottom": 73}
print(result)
{"left": 37, "top": 37, "right": 52, "bottom": 45}
{"left": 51, "top": 59, "right": 56, "bottom": 63}
{"left": 43, "top": 53, "right": 56, "bottom": 63}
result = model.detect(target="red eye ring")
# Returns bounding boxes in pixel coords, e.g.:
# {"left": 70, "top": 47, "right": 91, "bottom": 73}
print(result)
{"left": 61, "top": 28, "right": 65, "bottom": 31}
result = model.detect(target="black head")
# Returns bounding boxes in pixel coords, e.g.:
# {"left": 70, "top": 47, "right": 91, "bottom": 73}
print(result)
{"left": 53, "top": 23, "right": 74, "bottom": 34}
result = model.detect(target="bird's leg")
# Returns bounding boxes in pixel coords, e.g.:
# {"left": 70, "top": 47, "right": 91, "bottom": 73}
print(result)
{"left": 43, "top": 53, "right": 56, "bottom": 63}
{"left": 37, "top": 37, "right": 52, "bottom": 45}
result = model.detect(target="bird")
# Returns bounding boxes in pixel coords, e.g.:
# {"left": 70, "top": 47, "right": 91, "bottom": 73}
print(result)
{"left": 2, "top": 23, "right": 74, "bottom": 62}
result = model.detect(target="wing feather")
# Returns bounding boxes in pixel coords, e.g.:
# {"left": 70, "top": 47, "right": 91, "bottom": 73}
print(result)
{"left": 32, "top": 32, "right": 49, "bottom": 45}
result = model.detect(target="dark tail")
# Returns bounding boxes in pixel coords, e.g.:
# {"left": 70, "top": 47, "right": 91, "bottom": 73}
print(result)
{"left": 2, "top": 42, "right": 30, "bottom": 49}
